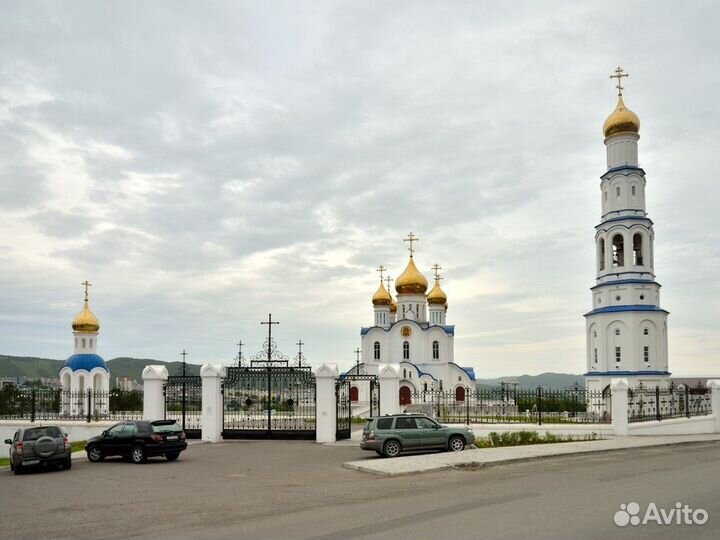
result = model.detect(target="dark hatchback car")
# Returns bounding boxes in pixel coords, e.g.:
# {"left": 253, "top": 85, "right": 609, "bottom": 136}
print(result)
{"left": 86, "top": 420, "right": 187, "bottom": 464}
{"left": 5, "top": 426, "right": 72, "bottom": 474}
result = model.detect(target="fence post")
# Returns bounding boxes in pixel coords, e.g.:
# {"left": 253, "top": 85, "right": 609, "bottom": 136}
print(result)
{"left": 707, "top": 380, "right": 720, "bottom": 433}
{"left": 378, "top": 364, "right": 401, "bottom": 416}
{"left": 611, "top": 378, "right": 629, "bottom": 436}
{"left": 314, "top": 364, "right": 339, "bottom": 443}
{"left": 200, "top": 364, "right": 225, "bottom": 443}
{"left": 537, "top": 386, "right": 543, "bottom": 426}
{"left": 685, "top": 387, "right": 691, "bottom": 418}
{"left": 655, "top": 385, "right": 661, "bottom": 421}
{"left": 86, "top": 388, "right": 92, "bottom": 422}
{"left": 31, "top": 388, "right": 36, "bottom": 423}
{"left": 142, "top": 366, "right": 169, "bottom": 421}
{"left": 465, "top": 387, "right": 470, "bottom": 425}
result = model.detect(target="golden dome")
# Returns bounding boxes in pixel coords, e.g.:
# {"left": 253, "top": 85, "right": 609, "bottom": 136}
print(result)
{"left": 72, "top": 300, "right": 100, "bottom": 333}
{"left": 372, "top": 281, "right": 392, "bottom": 306}
{"left": 427, "top": 278, "right": 447, "bottom": 305}
{"left": 395, "top": 257, "right": 428, "bottom": 295}
{"left": 603, "top": 95, "right": 640, "bottom": 138}
{"left": 390, "top": 298, "right": 398, "bottom": 313}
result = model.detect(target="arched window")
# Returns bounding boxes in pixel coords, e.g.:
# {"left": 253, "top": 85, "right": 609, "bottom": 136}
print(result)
{"left": 403, "top": 341, "right": 409, "bottom": 360}
{"left": 612, "top": 234, "right": 624, "bottom": 267}
{"left": 82, "top": 338, "right": 86, "bottom": 348}
{"left": 616, "top": 186, "right": 621, "bottom": 198}
{"left": 432, "top": 341, "right": 439, "bottom": 359}
{"left": 599, "top": 238, "right": 606, "bottom": 271}
{"left": 423, "top": 382, "right": 428, "bottom": 392}
{"left": 403, "top": 368, "right": 407, "bottom": 378}
{"left": 89, "top": 339, "right": 93, "bottom": 348}
{"left": 374, "top": 341, "right": 380, "bottom": 360}
{"left": 631, "top": 185, "right": 636, "bottom": 197}
{"left": 643, "top": 328, "right": 649, "bottom": 336}
{"left": 604, "top": 191, "right": 608, "bottom": 201}
{"left": 633, "top": 233, "right": 643, "bottom": 265}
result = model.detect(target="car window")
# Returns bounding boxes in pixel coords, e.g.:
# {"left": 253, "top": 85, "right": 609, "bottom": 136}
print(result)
{"left": 415, "top": 417, "right": 438, "bottom": 429}
{"left": 107, "top": 424, "right": 125, "bottom": 437}
{"left": 395, "top": 417, "right": 417, "bottom": 429}
{"left": 376, "top": 418, "right": 393, "bottom": 430}
{"left": 123, "top": 424, "right": 138, "bottom": 436}
{"left": 23, "top": 427, "right": 62, "bottom": 441}
{"left": 152, "top": 422, "right": 181, "bottom": 433}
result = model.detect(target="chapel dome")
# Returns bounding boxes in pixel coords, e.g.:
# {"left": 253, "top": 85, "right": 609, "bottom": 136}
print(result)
{"left": 372, "top": 282, "right": 392, "bottom": 306}
{"left": 427, "top": 279, "right": 447, "bottom": 305}
{"left": 395, "top": 257, "right": 428, "bottom": 295}
{"left": 63, "top": 353, "right": 108, "bottom": 372}
{"left": 72, "top": 300, "right": 100, "bottom": 333}
{"left": 603, "top": 95, "right": 640, "bottom": 138}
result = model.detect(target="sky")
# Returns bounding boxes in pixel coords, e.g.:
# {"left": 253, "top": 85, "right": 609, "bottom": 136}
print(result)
{"left": 1, "top": 1, "right": 719, "bottom": 377}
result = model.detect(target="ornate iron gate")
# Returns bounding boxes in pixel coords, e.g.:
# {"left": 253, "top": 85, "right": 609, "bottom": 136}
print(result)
{"left": 164, "top": 375, "right": 202, "bottom": 439}
{"left": 222, "top": 319, "right": 316, "bottom": 440}
{"left": 335, "top": 363, "right": 380, "bottom": 441}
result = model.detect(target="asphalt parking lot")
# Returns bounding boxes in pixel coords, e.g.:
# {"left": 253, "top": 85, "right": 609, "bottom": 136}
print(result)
{"left": 1, "top": 441, "right": 719, "bottom": 540}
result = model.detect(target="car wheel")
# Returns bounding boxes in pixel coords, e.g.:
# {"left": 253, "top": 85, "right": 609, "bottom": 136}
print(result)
{"left": 165, "top": 452, "right": 180, "bottom": 462}
{"left": 87, "top": 446, "right": 104, "bottom": 462}
{"left": 383, "top": 440, "right": 401, "bottom": 458}
{"left": 448, "top": 435, "right": 466, "bottom": 452}
{"left": 130, "top": 446, "right": 146, "bottom": 464}
{"left": 64, "top": 457, "right": 72, "bottom": 470}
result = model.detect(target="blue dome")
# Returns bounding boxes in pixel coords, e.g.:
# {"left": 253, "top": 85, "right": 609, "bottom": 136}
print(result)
{"left": 63, "top": 353, "right": 108, "bottom": 372}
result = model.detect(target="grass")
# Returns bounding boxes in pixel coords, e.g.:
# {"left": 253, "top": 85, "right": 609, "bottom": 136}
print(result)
{"left": 0, "top": 440, "right": 87, "bottom": 468}
{"left": 474, "top": 431, "right": 599, "bottom": 448}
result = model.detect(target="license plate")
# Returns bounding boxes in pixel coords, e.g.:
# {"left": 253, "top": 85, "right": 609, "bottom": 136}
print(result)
{"left": 23, "top": 459, "right": 39, "bottom": 465}
{"left": 166, "top": 435, "right": 178, "bottom": 441}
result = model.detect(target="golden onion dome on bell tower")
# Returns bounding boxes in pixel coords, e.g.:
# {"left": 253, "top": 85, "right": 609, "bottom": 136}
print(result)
{"left": 72, "top": 300, "right": 100, "bottom": 333}
{"left": 371, "top": 281, "right": 392, "bottom": 306}
{"left": 395, "top": 257, "right": 428, "bottom": 295}
{"left": 603, "top": 66, "right": 640, "bottom": 138}
{"left": 427, "top": 278, "right": 447, "bottom": 305}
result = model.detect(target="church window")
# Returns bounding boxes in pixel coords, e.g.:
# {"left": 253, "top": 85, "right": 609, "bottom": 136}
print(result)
{"left": 615, "top": 329, "right": 620, "bottom": 336}
{"left": 643, "top": 328, "right": 649, "bottom": 336}
{"left": 374, "top": 341, "right": 380, "bottom": 360}
{"left": 432, "top": 341, "right": 439, "bottom": 360}
{"left": 612, "top": 234, "right": 624, "bottom": 266}
{"left": 616, "top": 186, "right": 621, "bottom": 198}
{"left": 402, "top": 305, "right": 406, "bottom": 317}
{"left": 644, "top": 346, "right": 649, "bottom": 362}
{"left": 423, "top": 383, "right": 428, "bottom": 392}
{"left": 604, "top": 191, "right": 608, "bottom": 201}
{"left": 593, "top": 331, "right": 597, "bottom": 338}
{"left": 403, "top": 341, "right": 409, "bottom": 360}
{"left": 616, "top": 295, "right": 621, "bottom": 301}
{"left": 82, "top": 338, "right": 86, "bottom": 348}
{"left": 599, "top": 238, "right": 605, "bottom": 270}
{"left": 89, "top": 339, "right": 93, "bottom": 348}
{"left": 640, "top": 295, "right": 645, "bottom": 301}
{"left": 615, "top": 346, "right": 621, "bottom": 362}
{"left": 594, "top": 348, "right": 598, "bottom": 363}
{"left": 633, "top": 233, "right": 643, "bottom": 265}
{"left": 632, "top": 185, "right": 636, "bottom": 196}
{"left": 75, "top": 338, "right": 78, "bottom": 348}
{"left": 403, "top": 368, "right": 407, "bottom": 378}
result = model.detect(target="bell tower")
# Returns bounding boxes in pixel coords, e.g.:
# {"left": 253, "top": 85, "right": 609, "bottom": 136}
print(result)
{"left": 584, "top": 67, "right": 670, "bottom": 392}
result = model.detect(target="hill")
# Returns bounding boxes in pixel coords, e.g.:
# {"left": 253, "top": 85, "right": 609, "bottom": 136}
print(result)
{"left": 0, "top": 354, "right": 201, "bottom": 384}
{"left": 475, "top": 372, "right": 585, "bottom": 389}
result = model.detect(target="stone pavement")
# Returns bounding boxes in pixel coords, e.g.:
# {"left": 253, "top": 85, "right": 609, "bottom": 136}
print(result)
{"left": 342, "top": 433, "right": 720, "bottom": 476}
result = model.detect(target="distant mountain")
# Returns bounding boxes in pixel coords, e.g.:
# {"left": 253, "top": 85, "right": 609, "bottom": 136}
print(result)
{"left": 475, "top": 372, "right": 585, "bottom": 389}
{"left": 0, "top": 354, "right": 201, "bottom": 384}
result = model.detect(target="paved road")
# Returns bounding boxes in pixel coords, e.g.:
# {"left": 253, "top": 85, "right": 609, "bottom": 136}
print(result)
{"left": 1, "top": 441, "right": 719, "bottom": 540}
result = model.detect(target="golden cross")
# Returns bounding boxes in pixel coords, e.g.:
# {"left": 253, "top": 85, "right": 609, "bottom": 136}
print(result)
{"left": 404, "top": 232, "right": 419, "bottom": 257}
{"left": 384, "top": 274, "right": 393, "bottom": 292}
{"left": 376, "top": 265, "right": 386, "bottom": 282}
{"left": 609, "top": 66, "right": 629, "bottom": 96}
{"left": 431, "top": 264, "right": 443, "bottom": 281}
{"left": 81, "top": 280, "right": 92, "bottom": 301}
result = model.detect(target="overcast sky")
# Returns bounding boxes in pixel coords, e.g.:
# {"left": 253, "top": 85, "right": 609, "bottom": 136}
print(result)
{"left": 1, "top": 1, "right": 718, "bottom": 377}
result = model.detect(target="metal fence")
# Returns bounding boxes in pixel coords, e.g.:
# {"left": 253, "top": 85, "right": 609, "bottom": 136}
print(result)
{"left": 628, "top": 383, "right": 712, "bottom": 423}
{"left": 409, "top": 385, "right": 612, "bottom": 425}
{"left": 0, "top": 387, "right": 144, "bottom": 422}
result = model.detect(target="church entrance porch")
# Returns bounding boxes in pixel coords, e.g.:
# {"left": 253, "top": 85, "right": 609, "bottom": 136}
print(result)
{"left": 399, "top": 386, "right": 412, "bottom": 406}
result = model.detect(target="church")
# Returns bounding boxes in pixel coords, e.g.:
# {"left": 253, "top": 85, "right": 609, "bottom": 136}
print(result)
{"left": 357, "top": 234, "right": 476, "bottom": 406}
{"left": 584, "top": 68, "right": 671, "bottom": 393}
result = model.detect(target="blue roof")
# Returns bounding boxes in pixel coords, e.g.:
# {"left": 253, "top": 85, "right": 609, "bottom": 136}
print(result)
{"left": 584, "top": 370, "right": 671, "bottom": 376}
{"left": 63, "top": 353, "right": 108, "bottom": 372}
{"left": 584, "top": 304, "right": 669, "bottom": 317}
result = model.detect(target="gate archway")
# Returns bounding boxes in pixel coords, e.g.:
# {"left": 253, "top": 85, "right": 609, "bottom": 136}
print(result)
{"left": 336, "top": 363, "right": 379, "bottom": 440}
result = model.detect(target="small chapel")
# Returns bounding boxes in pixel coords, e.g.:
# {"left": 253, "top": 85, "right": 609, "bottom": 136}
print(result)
{"left": 357, "top": 234, "right": 476, "bottom": 406}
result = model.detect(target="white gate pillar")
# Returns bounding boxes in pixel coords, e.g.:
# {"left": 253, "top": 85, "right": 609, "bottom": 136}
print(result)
{"left": 201, "top": 364, "right": 225, "bottom": 443}
{"left": 378, "top": 363, "right": 401, "bottom": 416}
{"left": 142, "top": 365, "right": 168, "bottom": 421}
{"left": 314, "top": 364, "right": 339, "bottom": 443}
{"left": 611, "top": 378, "right": 629, "bottom": 436}
{"left": 707, "top": 379, "right": 720, "bottom": 433}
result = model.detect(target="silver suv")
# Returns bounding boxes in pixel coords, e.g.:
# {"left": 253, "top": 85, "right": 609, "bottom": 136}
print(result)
{"left": 5, "top": 426, "right": 72, "bottom": 475}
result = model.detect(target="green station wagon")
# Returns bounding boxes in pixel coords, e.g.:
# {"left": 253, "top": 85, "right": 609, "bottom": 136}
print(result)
{"left": 361, "top": 413, "right": 475, "bottom": 457}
